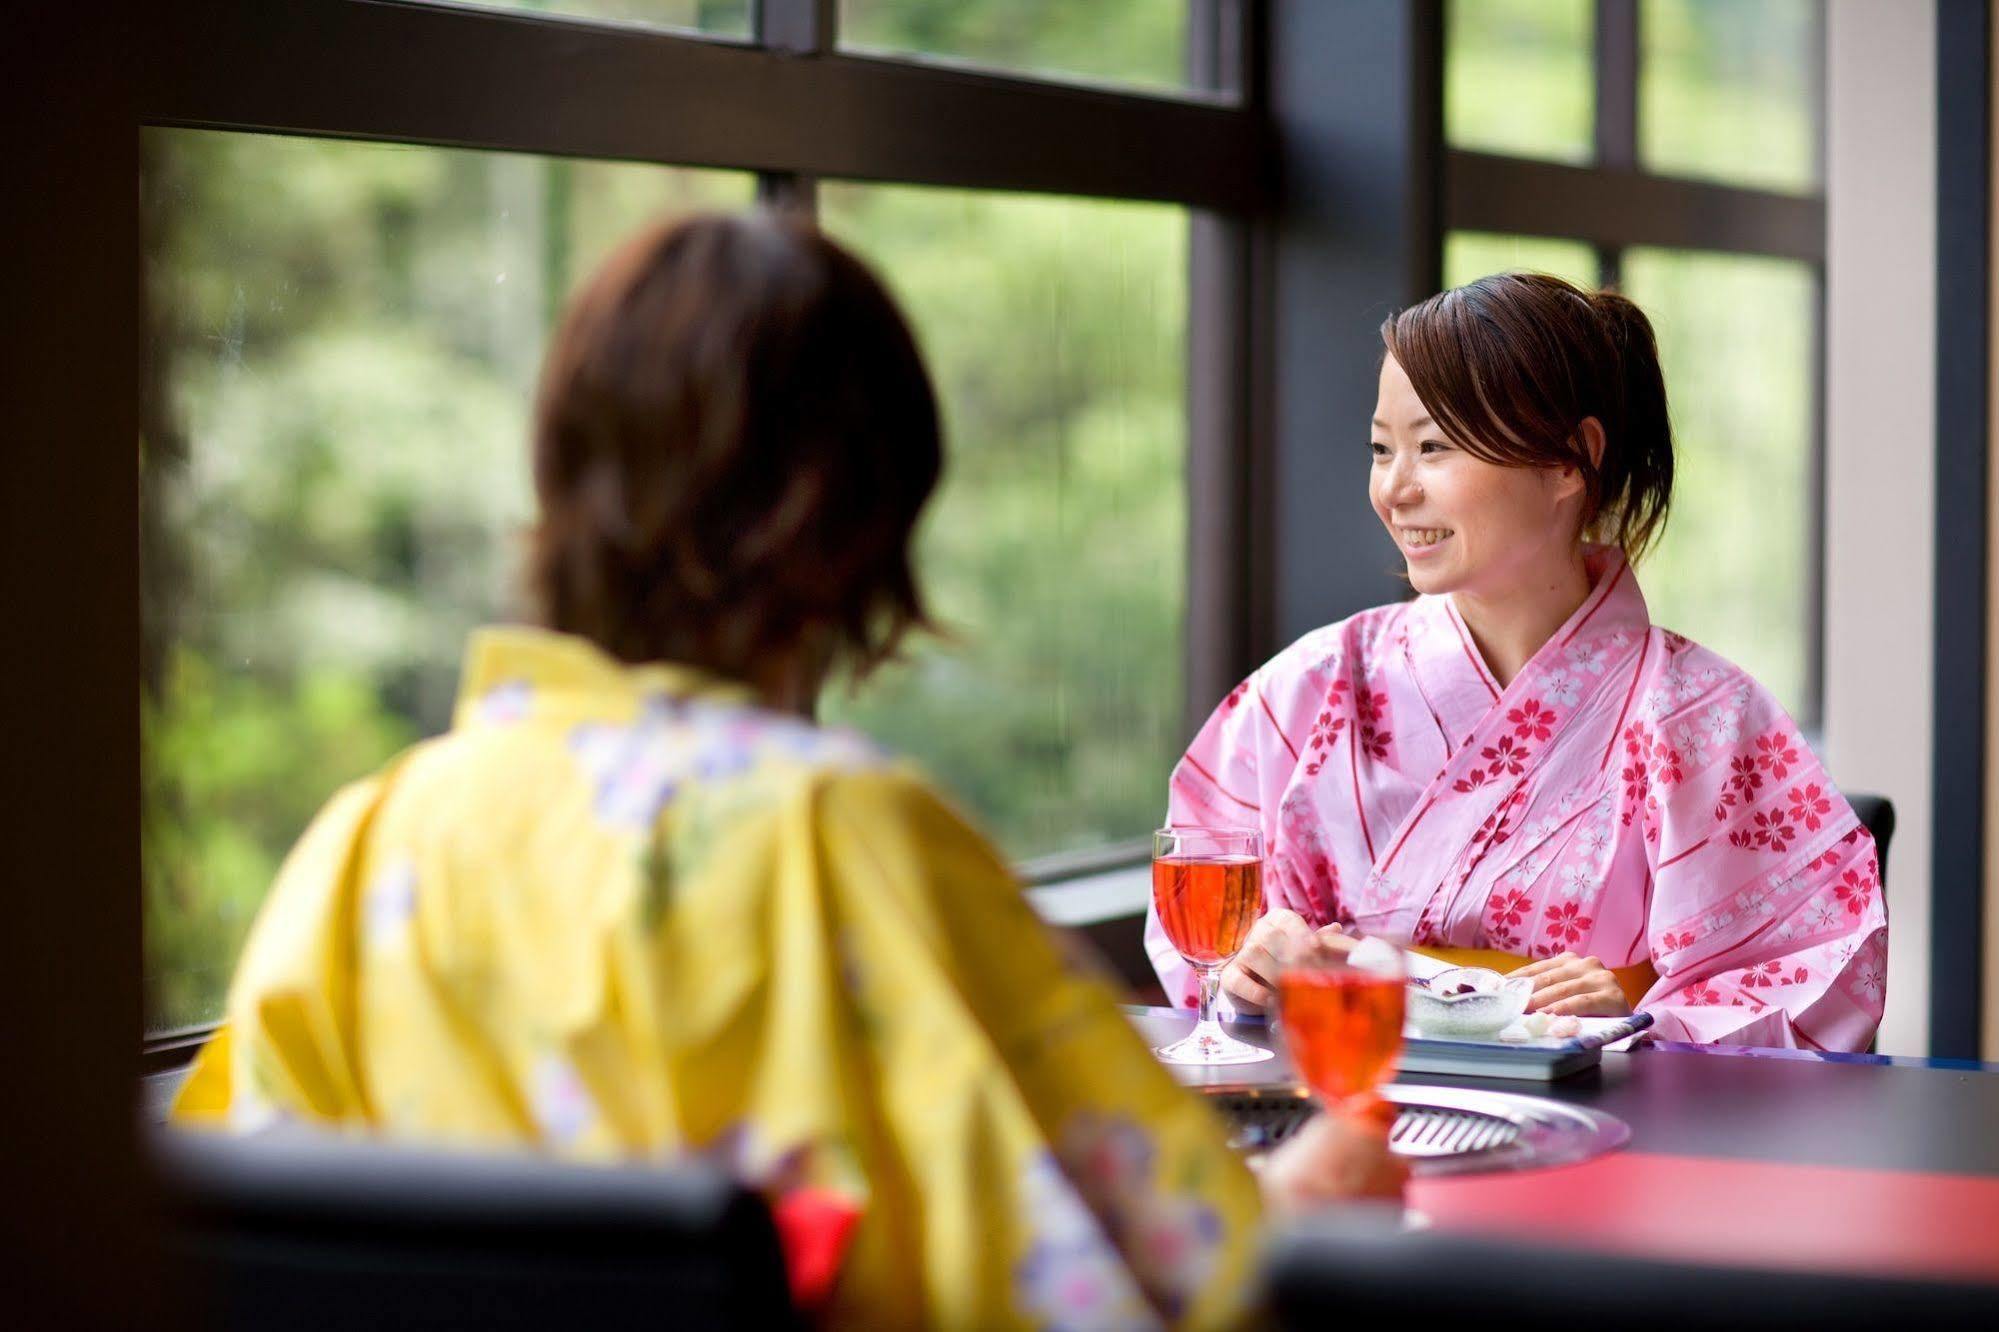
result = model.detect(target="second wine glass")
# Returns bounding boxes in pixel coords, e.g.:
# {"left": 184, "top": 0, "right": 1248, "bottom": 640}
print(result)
{"left": 1151, "top": 825, "right": 1274, "bottom": 1066}
{"left": 1276, "top": 932, "right": 1407, "bottom": 1117}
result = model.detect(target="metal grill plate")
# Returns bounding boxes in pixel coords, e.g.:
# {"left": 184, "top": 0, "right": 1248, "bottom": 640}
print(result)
{"left": 1206, "top": 1084, "right": 1628, "bottom": 1177}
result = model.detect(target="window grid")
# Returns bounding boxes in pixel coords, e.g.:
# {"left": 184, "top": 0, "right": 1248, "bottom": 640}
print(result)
{"left": 135, "top": 0, "right": 1268, "bottom": 1044}
{"left": 1442, "top": 0, "right": 1827, "bottom": 729}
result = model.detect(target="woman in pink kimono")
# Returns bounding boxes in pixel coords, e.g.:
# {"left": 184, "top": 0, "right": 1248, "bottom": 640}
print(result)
{"left": 1150, "top": 273, "right": 1886, "bottom": 1051}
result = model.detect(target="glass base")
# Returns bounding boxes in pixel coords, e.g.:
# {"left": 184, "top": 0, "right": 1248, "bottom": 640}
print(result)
{"left": 1154, "top": 1021, "right": 1276, "bottom": 1066}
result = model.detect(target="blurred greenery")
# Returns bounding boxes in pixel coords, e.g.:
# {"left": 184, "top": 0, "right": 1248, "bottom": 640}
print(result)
{"left": 141, "top": 131, "right": 753, "bottom": 1028}
{"left": 1625, "top": 249, "right": 1814, "bottom": 712}
{"left": 142, "top": 20, "right": 1188, "bottom": 1029}
{"left": 818, "top": 185, "right": 1186, "bottom": 860}
{"left": 443, "top": 0, "right": 750, "bottom": 36}
{"left": 1447, "top": 0, "right": 1594, "bottom": 164}
{"left": 144, "top": 2, "right": 1821, "bottom": 1032}
{"left": 1441, "top": 231, "right": 1815, "bottom": 719}
{"left": 1642, "top": 0, "right": 1817, "bottom": 193}
{"left": 1447, "top": 0, "right": 1816, "bottom": 197}
{"left": 1444, "top": 232, "right": 1600, "bottom": 290}
{"left": 842, "top": 0, "right": 1184, "bottom": 91}
{"left": 1445, "top": 0, "right": 1820, "bottom": 717}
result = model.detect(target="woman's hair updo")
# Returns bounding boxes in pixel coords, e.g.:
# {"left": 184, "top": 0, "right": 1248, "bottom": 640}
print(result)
{"left": 1380, "top": 271, "right": 1674, "bottom": 562}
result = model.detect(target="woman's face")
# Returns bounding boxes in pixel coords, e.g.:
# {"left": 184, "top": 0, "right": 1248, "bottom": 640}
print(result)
{"left": 1369, "top": 354, "right": 1583, "bottom": 599}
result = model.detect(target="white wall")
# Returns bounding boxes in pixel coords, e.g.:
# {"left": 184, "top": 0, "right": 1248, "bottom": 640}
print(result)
{"left": 1824, "top": 0, "right": 1937, "bottom": 1055}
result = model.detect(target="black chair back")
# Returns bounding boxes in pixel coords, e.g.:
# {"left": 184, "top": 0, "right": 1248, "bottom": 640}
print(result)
{"left": 1846, "top": 791, "right": 1896, "bottom": 887}
{"left": 154, "top": 1127, "right": 800, "bottom": 1331}
{"left": 1267, "top": 1211, "right": 1993, "bottom": 1330}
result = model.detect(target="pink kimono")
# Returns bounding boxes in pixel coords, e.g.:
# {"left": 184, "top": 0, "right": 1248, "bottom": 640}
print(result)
{"left": 1149, "top": 546, "right": 1887, "bottom": 1051}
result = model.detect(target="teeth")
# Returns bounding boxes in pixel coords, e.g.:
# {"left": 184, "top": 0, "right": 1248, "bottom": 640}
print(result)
{"left": 1403, "top": 528, "right": 1452, "bottom": 547}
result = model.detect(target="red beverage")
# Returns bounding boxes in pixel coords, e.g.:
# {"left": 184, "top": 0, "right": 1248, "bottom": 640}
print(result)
{"left": 1153, "top": 855, "right": 1264, "bottom": 966}
{"left": 1278, "top": 970, "right": 1406, "bottom": 1105}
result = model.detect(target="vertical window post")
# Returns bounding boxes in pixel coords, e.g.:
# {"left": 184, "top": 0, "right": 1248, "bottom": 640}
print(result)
{"left": 755, "top": 0, "right": 836, "bottom": 215}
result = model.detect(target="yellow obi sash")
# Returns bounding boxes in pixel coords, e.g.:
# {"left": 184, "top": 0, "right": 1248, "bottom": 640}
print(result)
{"left": 1407, "top": 946, "right": 1658, "bottom": 1012}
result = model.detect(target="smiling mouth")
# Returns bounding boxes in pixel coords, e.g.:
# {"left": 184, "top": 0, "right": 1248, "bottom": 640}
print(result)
{"left": 1399, "top": 527, "right": 1453, "bottom": 548}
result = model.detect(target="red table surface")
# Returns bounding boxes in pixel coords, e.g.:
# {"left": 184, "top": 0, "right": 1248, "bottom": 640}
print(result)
{"left": 1410, "top": 1150, "right": 1999, "bottom": 1285}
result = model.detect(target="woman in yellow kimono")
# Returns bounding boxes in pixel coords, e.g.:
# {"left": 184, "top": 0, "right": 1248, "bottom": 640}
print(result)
{"left": 176, "top": 212, "right": 1399, "bottom": 1328}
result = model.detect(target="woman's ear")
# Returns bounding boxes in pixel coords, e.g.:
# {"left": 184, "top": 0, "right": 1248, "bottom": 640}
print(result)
{"left": 1553, "top": 417, "right": 1607, "bottom": 504}
{"left": 1577, "top": 416, "right": 1607, "bottom": 471}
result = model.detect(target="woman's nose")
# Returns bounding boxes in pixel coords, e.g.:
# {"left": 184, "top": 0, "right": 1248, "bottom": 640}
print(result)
{"left": 1384, "top": 454, "right": 1422, "bottom": 504}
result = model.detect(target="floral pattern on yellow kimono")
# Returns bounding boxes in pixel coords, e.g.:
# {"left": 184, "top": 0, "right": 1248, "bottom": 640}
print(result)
{"left": 174, "top": 627, "right": 1260, "bottom": 1329}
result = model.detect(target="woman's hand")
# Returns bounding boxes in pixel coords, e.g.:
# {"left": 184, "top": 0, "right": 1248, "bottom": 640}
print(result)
{"left": 1510, "top": 951, "right": 1631, "bottom": 1017}
{"left": 1259, "top": 1108, "right": 1408, "bottom": 1210}
{"left": 1220, "top": 910, "right": 1355, "bottom": 1014}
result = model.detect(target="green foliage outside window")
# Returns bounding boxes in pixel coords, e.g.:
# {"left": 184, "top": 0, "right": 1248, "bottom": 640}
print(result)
{"left": 141, "top": 132, "right": 752, "bottom": 1028}
{"left": 842, "top": 0, "right": 1184, "bottom": 91}
{"left": 142, "top": 113, "right": 1187, "bottom": 1027}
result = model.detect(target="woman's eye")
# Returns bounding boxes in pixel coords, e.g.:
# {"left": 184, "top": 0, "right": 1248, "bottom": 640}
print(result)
{"left": 1420, "top": 440, "right": 1449, "bottom": 455}
{"left": 1369, "top": 441, "right": 1389, "bottom": 458}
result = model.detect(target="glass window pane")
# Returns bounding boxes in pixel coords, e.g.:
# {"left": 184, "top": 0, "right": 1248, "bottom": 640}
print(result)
{"left": 1640, "top": 0, "right": 1818, "bottom": 193}
{"left": 421, "top": 0, "right": 750, "bottom": 38}
{"left": 1444, "top": 231, "right": 1600, "bottom": 290}
{"left": 839, "top": 0, "right": 1188, "bottom": 95}
{"left": 817, "top": 183, "right": 1187, "bottom": 866}
{"left": 1622, "top": 248, "right": 1816, "bottom": 718}
{"left": 141, "top": 129, "right": 752, "bottom": 1031}
{"left": 1446, "top": 0, "right": 1594, "bottom": 163}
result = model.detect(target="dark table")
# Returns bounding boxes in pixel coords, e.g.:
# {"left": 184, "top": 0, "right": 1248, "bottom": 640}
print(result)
{"left": 1131, "top": 1006, "right": 1999, "bottom": 1286}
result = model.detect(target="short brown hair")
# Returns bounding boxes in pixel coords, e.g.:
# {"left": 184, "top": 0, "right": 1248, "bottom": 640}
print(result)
{"left": 1381, "top": 272, "right": 1674, "bottom": 562}
{"left": 527, "top": 212, "right": 940, "bottom": 682}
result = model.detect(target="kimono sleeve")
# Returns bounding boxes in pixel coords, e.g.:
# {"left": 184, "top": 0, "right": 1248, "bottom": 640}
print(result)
{"left": 172, "top": 774, "right": 388, "bottom": 1127}
{"left": 818, "top": 769, "right": 1263, "bottom": 1330}
{"left": 1636, "top": 665, "right": 1887, "bottom": 1052}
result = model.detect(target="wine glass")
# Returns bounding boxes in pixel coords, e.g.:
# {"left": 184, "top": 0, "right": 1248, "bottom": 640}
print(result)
{"left": 1275, "top": 932, "right": 1407, "bottom": 1118}
{"left": 1151, "top": 825, "right": 1274, "bottom": 1066}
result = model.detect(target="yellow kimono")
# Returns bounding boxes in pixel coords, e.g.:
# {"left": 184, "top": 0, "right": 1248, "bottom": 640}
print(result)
{"left": 176, "top": 627, "right": 1260, "bottom": 1328}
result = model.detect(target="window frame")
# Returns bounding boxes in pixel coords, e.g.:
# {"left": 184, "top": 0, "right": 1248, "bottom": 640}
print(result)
{"left": 1443, "top": 0, "right": 1830, "bottom": 731}
{"left": 134, "top": 0, "right": 1274, "bottom": 1045}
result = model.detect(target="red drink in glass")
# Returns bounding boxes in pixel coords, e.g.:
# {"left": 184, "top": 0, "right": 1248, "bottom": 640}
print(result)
{"left": 1151, "top": 826, "right": 1273, "bottom": 1066}
{"left": 1278, "top": 968, "right": 1406, "bottom": 1106}
{"left": 1152, "top": 855, "right": 1263, "bottom": 966}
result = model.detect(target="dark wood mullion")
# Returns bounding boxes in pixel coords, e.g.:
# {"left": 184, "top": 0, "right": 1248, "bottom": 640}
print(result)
{"left": 1405, "top": 0, "right": 1446, "bottom": 301}
{"left": 1594, "top": 0, "right": 1639, "bottom": 170}
{"left": 1191, "top": 0, "right": 1254, "bottom": 104}
{"left": 1931, "top": 0, "right": 1990, "bottom": 1061}
{"left": 1444, "top": 150, "right": 1824, "bottom": 262}
{"left": 1800, "top": 266, "right": 1827, "bottom": 735}
{"left": 1595, "top": 244, "right": 1622, "bottom": 291}
{"left": 1187, "top": 212, "right": 1259, "bottom": 728}
{"left": 754, "top": 0, "right": 833, "bottom": 214}
{"left": 1806, "top": 0, "right": 1828, "bottom": 190}
{"left": 1184, "top": 0, "right": 1267, "bottom": 728}
{"left": 141, "top": 0, "right": 1268, "bottom": 213}
{"left": 2, "top": 9, "right": 152, "bottom": 1319}
{"left": 756, "top": 0, "right": 834, "bottom": 55}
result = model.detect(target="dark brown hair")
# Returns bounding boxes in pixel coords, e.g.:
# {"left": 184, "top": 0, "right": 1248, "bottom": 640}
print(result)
{"left": 1380, "top": 271, "right": 1674, "bottom": 562}
{"left": 527, "top": 212, "right": 941, "bottom": 683}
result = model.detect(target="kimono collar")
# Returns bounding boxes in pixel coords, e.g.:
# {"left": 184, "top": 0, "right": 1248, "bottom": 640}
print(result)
{"left": 1406, "top": 544, "right": 1650, "bottom": 736}
{"left": 452, "top": 625, "right": 761, "bottom": 729}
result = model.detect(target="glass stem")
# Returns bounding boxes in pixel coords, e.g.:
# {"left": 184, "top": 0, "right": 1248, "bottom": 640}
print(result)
{"left": 1196, "top": 967, "right": 1221, "bottom": 1031}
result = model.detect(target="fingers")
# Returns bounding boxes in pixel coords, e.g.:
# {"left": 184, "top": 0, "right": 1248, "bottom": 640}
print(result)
{"left": 1232, "top": 911, "right": 1317, "bottom": 996}
{"left": 1524, "top": 975, "right": 1603, "bottom": 1011}
{"left": 1220, "top": 960, "right": 1273, "bottom": 1013}
{"left": 1522, "top": 961, "right": 1590, "bottom": 1002}
{"left": 1508, "top": 951, "right": 1578, "bottom": 981}
{"left": 1539, "top": 990, "right": 1630, "bottom": 1017}
{"left": 1255, "top": 908, "right": 1310, "bottom": 937}
{"left": 1312, "top": 925, "right": 1360, "bottom": 955}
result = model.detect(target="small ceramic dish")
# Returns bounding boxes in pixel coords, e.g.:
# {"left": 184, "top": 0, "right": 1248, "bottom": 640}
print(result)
{"left": 1405, "top": 966, "right": 1533, "bottom": 1039}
